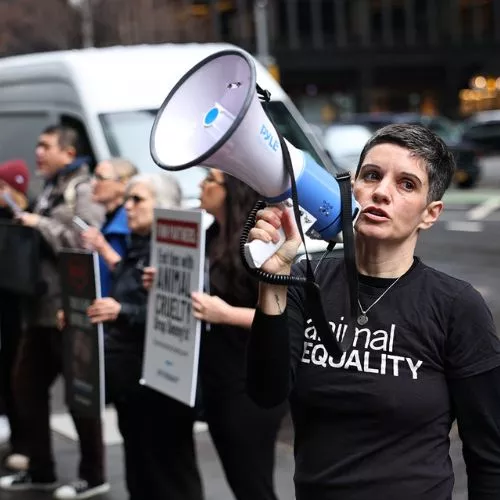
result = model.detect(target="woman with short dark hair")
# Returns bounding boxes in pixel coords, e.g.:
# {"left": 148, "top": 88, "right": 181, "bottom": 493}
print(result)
{"left": 247, "top": 123, "right": 500, "bottom": 500}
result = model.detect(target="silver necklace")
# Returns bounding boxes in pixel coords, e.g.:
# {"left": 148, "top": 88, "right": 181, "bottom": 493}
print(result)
{"left": 357, "top": 275, "right": 402, "bottom": 326}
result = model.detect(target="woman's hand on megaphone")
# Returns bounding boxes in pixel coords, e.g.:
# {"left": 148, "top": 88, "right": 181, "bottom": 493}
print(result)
{"left": 249, "top": 205, "right": 302, "bottom": 275}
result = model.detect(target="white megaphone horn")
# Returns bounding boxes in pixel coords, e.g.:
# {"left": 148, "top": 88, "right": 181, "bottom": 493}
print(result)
{"left": 150, "top": 49, "right": 359, "bottom": 268}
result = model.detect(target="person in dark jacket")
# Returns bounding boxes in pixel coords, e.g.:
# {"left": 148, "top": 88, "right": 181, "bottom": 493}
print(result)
{"left": 81, "top": 158, "right": 138, "bottom": 297}
{"left": 0, "top": 159, "right": 30, "bottom": 470}
{"left": 86, "top": 173, "right": 203, "bottom": 500}
{"left": 0, "top": 125, "right": 107, "bottom": 499}
{"left": 143, "top": 169, "right": 287, "bottom": 500}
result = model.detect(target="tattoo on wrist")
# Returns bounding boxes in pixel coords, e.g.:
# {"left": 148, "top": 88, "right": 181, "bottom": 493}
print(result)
{"left": 274, "top": 294, "right": 283, "bottom": 314}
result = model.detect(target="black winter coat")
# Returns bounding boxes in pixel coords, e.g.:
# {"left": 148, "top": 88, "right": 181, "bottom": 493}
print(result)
{"left": 104, "top": 233, "right": 150, "bottom": 403}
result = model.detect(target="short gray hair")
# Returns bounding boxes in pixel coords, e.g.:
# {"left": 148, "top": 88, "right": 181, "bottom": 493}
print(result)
{"left": 126, "top": 173, "right": 182, "bottom": 208}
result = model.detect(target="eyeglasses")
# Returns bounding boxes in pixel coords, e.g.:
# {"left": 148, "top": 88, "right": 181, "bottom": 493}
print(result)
{"left": 125, "top": 194, "right": 147, "bottom": 204}
{"left": 92, "top": 172, "right": 117, "bottom": 182}
{"left": 202, "top": 174, "right": 225, "bottom": 186}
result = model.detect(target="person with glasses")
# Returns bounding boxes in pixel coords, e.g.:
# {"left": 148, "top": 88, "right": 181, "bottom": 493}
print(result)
{"left": 86, "top": 173, "right": 203, "bottom": 500}
{"left": 246, "top": 124, "right": 500, "bottom": 500}
{"left": 196, "top": 169, "right": 287, "bottom": 500}
{"left": 80, "top": 158, "right": 138, "bottom": 297}
{"left": 143, "top": 168, "right": 287, "bottom": 500}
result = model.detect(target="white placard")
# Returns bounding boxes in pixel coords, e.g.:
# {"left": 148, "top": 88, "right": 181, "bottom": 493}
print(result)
{"left": 141, "top": 207, "right": 205, "bottom": 407}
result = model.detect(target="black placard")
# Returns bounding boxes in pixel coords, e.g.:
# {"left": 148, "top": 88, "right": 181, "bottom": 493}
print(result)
{"left": 59, "top": 250, "right": 104, "bottom": 417}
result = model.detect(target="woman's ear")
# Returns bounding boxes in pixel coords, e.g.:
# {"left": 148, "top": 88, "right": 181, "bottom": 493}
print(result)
{"left": 418, "top": 200, "right": 444, "bottom": 230}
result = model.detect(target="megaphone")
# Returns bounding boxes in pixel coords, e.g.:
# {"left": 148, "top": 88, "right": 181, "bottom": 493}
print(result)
{"left": 150, "top": 49, "right": 359, "bottom": 268}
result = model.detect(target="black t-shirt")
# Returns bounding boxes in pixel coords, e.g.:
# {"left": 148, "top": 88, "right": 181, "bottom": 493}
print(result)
{"left": 248, "top": 256, "right": 500, "bottom": 500}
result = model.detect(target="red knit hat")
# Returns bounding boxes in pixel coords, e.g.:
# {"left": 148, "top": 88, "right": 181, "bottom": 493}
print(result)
{"left": 0, "top": 159, "right": 30, "bottom": 195}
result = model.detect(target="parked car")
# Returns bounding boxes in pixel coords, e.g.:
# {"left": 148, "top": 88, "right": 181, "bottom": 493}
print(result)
{"left": 322, "top": 124, "right": 373, "bottom": 175}
{"left": 461, "top": 110, "right": 500, "bottom": 156}
{"left": 338, "top": 113, "right": 481, "bottom": 189}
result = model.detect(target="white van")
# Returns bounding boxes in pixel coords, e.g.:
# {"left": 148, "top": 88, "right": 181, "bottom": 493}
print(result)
{"left": 0, "top": 43, "right": 330, "bottom": 199}
{"left": 0, "top": 43, "right": 338, "bottom": 256}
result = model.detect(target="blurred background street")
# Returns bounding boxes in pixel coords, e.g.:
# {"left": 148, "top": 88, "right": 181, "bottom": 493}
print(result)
{"left": 1, "top": 0, "right": 500, "bottom": 499}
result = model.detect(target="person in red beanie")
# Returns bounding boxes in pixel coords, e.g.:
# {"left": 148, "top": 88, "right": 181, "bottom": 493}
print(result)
{"left": 0, "top": 158, "right": 31, "bottom": 472}
{"left": 0, "top": 159, "right": 30, "bottom": 212}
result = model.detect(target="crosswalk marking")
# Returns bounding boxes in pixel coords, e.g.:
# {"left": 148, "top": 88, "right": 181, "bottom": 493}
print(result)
{"left": 446, "top": 221, "right": 483, "bottom": 232}
{"left": 467, "top": 197, "right": 500, "bottom": 221}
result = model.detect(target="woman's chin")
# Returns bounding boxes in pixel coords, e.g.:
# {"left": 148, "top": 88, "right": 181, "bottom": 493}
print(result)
{"left": 356, "top": 225, "right": 389, "bottom": 241}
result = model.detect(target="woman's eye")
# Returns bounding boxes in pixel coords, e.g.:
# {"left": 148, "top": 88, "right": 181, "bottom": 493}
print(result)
{"left": 363, "top": 171, "right": 379, "bottom": 181}
{"left": 401, "top": 180, "right": 415, "bottom": 191}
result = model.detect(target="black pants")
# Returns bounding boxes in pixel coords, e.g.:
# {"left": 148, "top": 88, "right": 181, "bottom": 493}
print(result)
{"left": 204, "top": 391, "right": 287, "bottom": 500}
{"left": 113, "top": 386, "right": 203, "bottom": 500}
{"left": 0, "top": 293, "right": 27, "bottom": 455}
{"left": 13, "top": 327, "right": 105, "bottom": 484}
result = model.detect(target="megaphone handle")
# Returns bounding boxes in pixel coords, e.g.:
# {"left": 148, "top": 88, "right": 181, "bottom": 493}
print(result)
{"left": 243, "top": 226, "right": 286, "bottom": 270}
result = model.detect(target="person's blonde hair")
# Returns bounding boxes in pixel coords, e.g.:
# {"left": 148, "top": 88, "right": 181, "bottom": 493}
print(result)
{"left": 106, "top": 158, "right": 138, "bottom": 182}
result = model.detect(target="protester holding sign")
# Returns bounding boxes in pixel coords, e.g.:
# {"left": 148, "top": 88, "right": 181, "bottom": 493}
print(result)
{"left": 86, "top": 173, "right": 203, "bottom": 500}
{"left": 0, "top": 159, "right": 30, "bottom": 471}
{"left": 144, "top": 169, "right": 287, "bottom": 500}
{"left": 246, "top": 124, "right": 500, "bottom": 500}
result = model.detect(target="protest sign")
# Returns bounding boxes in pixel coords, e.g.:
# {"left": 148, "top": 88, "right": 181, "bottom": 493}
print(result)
{"left": 142, "top": 208, "right": 205, "bottom": 407}
{"left": 59, "top": 250, "right": 104, "bottom": 417}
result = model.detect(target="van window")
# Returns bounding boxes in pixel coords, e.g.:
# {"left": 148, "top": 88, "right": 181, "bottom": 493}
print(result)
{"left": 0, "top": 112, "right": 52, "bottom": 198}
{"left": 99, "top": 102, "right": 325, "bottom": 204}
{"left": 263, "top": 101, "right": 323, "bottom": 165}
{"left": 100, "top": 110, "right": 207, "bottom": 206}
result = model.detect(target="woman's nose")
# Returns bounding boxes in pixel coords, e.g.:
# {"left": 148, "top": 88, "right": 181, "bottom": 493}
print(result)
{"left": 372, "top": 181, "right": 391, "bottom": 203}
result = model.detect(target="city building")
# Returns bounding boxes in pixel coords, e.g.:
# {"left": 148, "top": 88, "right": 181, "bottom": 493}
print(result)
{"left": 3, "top": 0, "right": 499, "bottom": 121}
{"left": 264, "top": 0, "right": 500, "bottom": 122}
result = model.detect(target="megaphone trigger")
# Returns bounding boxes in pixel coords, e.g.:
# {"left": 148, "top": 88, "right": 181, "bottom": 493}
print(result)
{"left": 243, "top": 223, "right": 286, "bottom": 270}
{"left": 243, "top": 200, "right": 317, "bottom": 269}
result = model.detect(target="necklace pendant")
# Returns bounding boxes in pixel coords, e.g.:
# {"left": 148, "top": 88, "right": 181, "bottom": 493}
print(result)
{"left": 357, "top": 314, "right": 368, "bottom": 326}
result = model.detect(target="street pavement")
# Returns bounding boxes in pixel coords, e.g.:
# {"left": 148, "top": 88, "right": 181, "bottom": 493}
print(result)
{"left": 2, "top": 184, "right": 500, "bottom": 500}
{"left": 0, "top": 402, "right": 467, "bottom": 500}
{"left": 0, "top": 397, "right": 296, "bottom": 500}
